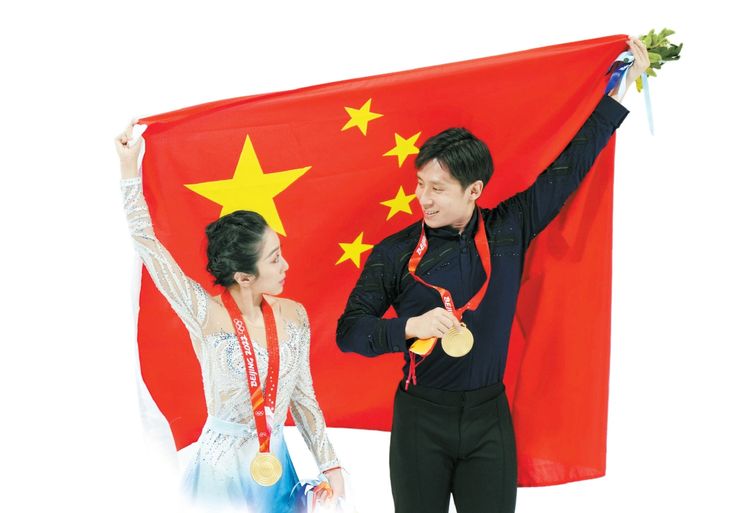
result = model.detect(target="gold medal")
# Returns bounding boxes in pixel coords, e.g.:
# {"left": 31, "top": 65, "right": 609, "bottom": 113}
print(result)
{"left": 250, "top": 452, "right": 283, "bottom": 486}
{"left": 441, "top": 323, "right": 474, "bottom": 357}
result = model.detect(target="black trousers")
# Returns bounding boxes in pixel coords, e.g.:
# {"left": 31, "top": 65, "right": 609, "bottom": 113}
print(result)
{"left": 389, "top": 381, "right": 517, "bottom": 513}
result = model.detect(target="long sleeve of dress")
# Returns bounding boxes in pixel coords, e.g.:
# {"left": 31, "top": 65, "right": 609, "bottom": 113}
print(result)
{"left": 120, "top": 176, "right": 209, "bottom": 343}
{"left": 289, "top": 304, "right": 340, "bottom": 473}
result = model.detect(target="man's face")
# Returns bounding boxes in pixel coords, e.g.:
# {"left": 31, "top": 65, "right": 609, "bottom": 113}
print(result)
{"left": 415, "top": 159, "right": 476, "bottom": 229}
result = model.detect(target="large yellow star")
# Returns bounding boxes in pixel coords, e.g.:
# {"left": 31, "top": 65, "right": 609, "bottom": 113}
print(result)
{"left": 336, "top": 232, "right": 374, "bottom": 268}
{"left": 383, "top": 131, "right": 421, "bottom": 167}
{"left": 380, "top": 186, "right": 416, "bottom": 220}
{"left": 184, "top": 135, "right": 309, "bottom": 236}
{"left": 341, "top": 99, "right": 383, "bottom": 136}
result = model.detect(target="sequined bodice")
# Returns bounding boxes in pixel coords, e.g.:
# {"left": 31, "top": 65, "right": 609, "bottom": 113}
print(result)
{"left": 200, "top": 318, "right": 305, "bottom": 427}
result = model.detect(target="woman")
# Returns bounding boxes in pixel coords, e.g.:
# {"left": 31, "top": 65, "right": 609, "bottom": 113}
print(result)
{"left": 116, "top": 122, "right": 344, "bottom": 512}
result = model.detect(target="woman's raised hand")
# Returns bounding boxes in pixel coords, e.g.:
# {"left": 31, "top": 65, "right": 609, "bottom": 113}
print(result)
{"left": 115, "top": 120, "right": 143, "bottom": 178}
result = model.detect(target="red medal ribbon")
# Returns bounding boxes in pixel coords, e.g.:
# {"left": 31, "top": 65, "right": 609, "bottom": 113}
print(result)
{"left": 222, "top": 290, "right": 280, "bottom": 453}
{"left": 405, "top": 207, "right": 492, "bottom": 388}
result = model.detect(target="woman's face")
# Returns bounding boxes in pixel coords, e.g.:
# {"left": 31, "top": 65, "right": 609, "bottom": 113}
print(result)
{"left": 251, "top": 227, "right": 289, "bottom": 295}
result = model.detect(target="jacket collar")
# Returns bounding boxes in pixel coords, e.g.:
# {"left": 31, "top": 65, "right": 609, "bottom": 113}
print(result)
{"left": 425, "top": 207, "right": 479, "bottom": 241}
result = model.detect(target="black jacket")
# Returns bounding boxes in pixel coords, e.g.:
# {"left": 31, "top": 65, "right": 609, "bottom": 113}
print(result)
{"left": 336, "top": 95, "right": 629, "bottom": 390}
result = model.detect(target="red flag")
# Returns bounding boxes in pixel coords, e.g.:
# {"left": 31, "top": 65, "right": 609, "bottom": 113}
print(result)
{"left": 136, "top": 34, "right": 628, "bottom": 486}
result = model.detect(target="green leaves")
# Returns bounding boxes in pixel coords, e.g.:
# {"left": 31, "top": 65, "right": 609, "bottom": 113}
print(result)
{"left": 640, "top": 28, "right": 683, "bottom": 72}
{"left": 635, "top": 28, "right": 682, "bottom": 91}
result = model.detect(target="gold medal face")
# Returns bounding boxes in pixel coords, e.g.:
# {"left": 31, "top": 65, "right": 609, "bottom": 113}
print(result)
{"left": 250, "top": 452, "right": 283, "bottom": 486}
{"left": 441, "top": 324, "right": 474, "bottom": 357}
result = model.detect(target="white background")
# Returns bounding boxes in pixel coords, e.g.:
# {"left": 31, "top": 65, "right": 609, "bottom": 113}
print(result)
{"left": 2, "top": 1, "right": 732, "bottom": 512}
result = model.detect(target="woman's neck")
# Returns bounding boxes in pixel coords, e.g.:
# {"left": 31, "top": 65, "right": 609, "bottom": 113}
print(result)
{"left": 227, "top": 286, "right": 264, "bottom": 323}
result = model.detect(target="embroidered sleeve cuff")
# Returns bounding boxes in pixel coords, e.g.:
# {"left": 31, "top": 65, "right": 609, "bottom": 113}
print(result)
{"left": 120, "top": 176, "right": 142, "bottom": 187}
{"left": 318, "top": 459, "right": 341, "bottom": 473}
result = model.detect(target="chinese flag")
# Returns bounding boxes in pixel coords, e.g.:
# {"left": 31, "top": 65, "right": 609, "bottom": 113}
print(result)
{"left": 137, "top": 34, "right": 628, "bottom": 486}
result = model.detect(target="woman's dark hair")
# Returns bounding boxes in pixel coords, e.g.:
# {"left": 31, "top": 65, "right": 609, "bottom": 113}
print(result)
{"left": 414, "top": 127, "right": 493, "bottom": 189}
{"left": 205, "top": 210, "right": 269, "bottom": 287}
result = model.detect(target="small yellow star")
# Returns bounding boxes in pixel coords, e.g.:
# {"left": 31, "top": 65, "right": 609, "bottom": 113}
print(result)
{"left": 184, "top": 135, "right": 309, "bottom": 236}
{"left": 383, "top": 131, "right": 421, "bottom": 167}
{"left": 380, "top": 186, "right": 416, "bottom": 220}
{"left": 341, "top": 99, "right": 383, "bottom": 136}
{"left": 336, "top": 232, "right": 374, "bottom": 268}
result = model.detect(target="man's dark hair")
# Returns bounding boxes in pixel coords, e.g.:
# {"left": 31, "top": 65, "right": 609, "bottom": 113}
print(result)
{"left": 205, "top": 210, "right": 268, "bottom": 287}
{"left": 414, "top": 127, "right": 493, "bottom": 189}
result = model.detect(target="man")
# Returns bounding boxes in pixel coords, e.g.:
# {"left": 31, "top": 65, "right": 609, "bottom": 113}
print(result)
{"left": 336, "top": 38, "right": 649, "bottom": 513}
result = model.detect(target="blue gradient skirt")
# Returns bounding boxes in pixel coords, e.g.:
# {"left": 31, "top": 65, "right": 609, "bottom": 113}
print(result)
{"left": 183, "top": 416, "right": 300, "bottom": 513}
